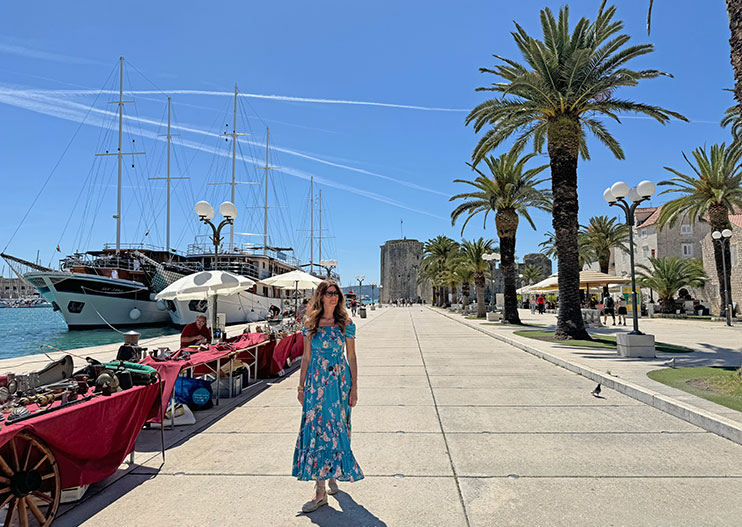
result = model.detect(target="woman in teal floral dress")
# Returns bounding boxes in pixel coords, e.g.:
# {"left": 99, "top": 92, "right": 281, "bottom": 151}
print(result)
{"left": 293, "top": 279, "right": 363, "bottom": 513}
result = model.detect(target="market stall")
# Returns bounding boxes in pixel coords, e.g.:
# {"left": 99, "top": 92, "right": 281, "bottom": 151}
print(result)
{"left": 0, "top": 373, "right": 162, "bottom": 526}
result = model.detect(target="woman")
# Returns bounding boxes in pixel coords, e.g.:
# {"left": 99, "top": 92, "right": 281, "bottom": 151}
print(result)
{"left": 617, "top": 296, "right": 627, "bottom": 326}
{"left": 293, "top": 279, "right": 363, "bottom": 513}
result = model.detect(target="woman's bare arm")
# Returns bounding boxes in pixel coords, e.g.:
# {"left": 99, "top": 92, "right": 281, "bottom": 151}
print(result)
{"left": 347, "top": 329, "right": 358, "bottom": 407}
{"left": 298, "top": 335, "right": 312, "bottom": 403}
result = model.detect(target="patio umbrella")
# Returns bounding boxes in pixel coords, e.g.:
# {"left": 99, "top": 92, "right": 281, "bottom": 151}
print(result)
{"left": 260, "top": 270, "right": 324, "bottom": 315}
{"left": 156, "top": 271, "right": 256, "bottom": 338}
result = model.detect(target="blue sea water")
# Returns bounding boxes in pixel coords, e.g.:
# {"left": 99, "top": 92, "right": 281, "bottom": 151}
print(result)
{"left": 0, "top": 307, "right": 179, "bottom": 359}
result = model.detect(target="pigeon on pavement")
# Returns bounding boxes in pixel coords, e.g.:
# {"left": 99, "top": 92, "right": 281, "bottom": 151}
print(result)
{"left": 591, "top": 384, "right": 601, "bottom": 397}
{"left": 663, "top": 358, "right": 676, "bottom": 368}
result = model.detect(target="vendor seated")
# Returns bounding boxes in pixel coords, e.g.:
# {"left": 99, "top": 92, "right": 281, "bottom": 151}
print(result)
{"left": 181, "top": 314, "right": 212, "bottom": 348}
{"left": 268, "top": 304, "right": 281, "bottom": 320}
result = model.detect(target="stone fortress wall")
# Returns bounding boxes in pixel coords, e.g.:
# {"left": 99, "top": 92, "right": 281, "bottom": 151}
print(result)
{"left": 379, "top": 239, "right": 433, "bottom": 303}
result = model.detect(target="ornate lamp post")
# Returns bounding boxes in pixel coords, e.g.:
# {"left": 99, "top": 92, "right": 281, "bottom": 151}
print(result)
{"left": 319, "top": 259, "right": 338, "bottom": 279}
{"left": 482, "top": 252, "right": 500, "bottom": 311}
{"left": 195, "top": 200, "right": 237, "bottom": 340}
{"left": 369, "top": 281, "right": 377, "bottom": 305}
{"left": 355, "top": 275, "right": 365, "bottom": 306}
{"left": 712, "top": 229, "right": 733, "bottom": 326}
{"left": 603, "top": 180, "right": 656, "bottom": 335}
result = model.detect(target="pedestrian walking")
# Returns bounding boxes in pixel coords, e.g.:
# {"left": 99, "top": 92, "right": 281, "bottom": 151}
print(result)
{"left": 537, "top": 295, "right": 545, "bottom": 314}
{"left": 617, "top": 296, "right": 627, "bottom": 326}
{"left": 350, "top": 298, "right": 357, "bottom": 316}
{"left": 530, "top": 296, "right": 536, "bottom": 314}
{"left": 602, "top": 293, "right": 616, "bottom": 325}
{"left": 293, "top": 279, "right": 363, "bottom": 513}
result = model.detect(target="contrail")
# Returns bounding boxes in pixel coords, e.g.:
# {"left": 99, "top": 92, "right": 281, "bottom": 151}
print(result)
{"left": 0, "top": 85, "right": 448, "bottom": 197}
{"left": 0, "top": 43, "right": 107, "bottom": 66}
{"left": 0, "top": 89, "right": 447, "bottom": 220}
{"left": 6, "top": 87, "right": 468, "bottom": 112}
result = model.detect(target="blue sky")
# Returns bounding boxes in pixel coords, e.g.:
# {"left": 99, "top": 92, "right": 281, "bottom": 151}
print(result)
{"left": 0, "top": 1, "right": 735, "bottom": 287}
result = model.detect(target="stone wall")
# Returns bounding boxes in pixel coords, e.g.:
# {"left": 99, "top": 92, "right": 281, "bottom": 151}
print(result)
{"left": 699, "top": 224, "right": 742, "bottom": 314}
{"left": 379, "top": 239, "right": 432, "bottom": 303}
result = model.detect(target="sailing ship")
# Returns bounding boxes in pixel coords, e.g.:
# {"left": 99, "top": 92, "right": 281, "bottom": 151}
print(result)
{"left": 3, "top": 60, "right": 336, "bottom": 329}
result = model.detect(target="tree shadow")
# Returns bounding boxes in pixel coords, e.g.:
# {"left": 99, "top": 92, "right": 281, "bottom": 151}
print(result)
{"left": 297, "top": 490, "right": 387, "bottom": 527}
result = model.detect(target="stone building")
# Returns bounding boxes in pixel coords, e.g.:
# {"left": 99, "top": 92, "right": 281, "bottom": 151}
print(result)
{"left": 379, "top": 239, "right": 432, "bottom": 303}
{"left": 699, "top": 215, "right": 742, "bottom": 314}
{"left": 0, "top": 276, "right": 36, "bottom": 298}
{"left": 610, "top": 206, "right": 710, "bottom": 276}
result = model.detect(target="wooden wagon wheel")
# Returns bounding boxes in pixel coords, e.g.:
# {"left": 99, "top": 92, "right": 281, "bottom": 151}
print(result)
{"left": 0, "top": 432, "right": 61, "bottom": 527}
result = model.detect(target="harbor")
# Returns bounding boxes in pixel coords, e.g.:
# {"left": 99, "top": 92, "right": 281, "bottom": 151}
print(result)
{"left": 3, "top": 1, "right": 742, "bottom": 524}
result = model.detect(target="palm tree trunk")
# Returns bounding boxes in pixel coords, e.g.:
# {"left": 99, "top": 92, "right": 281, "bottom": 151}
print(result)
{"left": 548, "top": 117, "right": 590, "bottom": 339}
{"left": 450, "top": 283, "right": 458, "bottom": 305}
{"left": 500, "top": 235, "right": 522, "bottom": 324}
{"left": 709, "top": 205, "right": 733, "bottom": 316}
{"left": 462, "top": 283, "right": 470, "bottom": 307}
{"left": 475, "top": 275, "right": 486, "bottom": 318}
{"left": 728, "top": 0, "right": 742, "bottom": 107}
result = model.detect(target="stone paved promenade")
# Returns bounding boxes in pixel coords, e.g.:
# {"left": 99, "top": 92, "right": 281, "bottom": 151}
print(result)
{"left": 56, "top": 307, "right": 742, "bottom": 526}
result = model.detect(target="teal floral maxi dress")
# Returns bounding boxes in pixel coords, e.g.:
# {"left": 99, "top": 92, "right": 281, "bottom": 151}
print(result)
{"left": 292, "top": 322, "right": 364, "bottom": 482}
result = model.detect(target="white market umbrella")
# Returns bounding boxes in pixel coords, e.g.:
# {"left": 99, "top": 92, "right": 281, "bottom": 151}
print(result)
{"left": 156, "top": 271, "right": 255, "bottom": 337}
{"left": 260, "top": 269, "right": 324, "bottom": 290}
{"left": 260, "top": 269, "right": 324, "bottom": 315}
{"left": 156, "top": 271, "right": 255, "bottom": 300}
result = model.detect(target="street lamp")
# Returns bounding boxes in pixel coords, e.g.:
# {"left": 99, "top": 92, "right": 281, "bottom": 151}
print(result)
{"left": 319, "top": 259, "right": 338, "bottom": 279}
{"left": 712, "top": 228, "right": 733, "bottom": 326}
{"left": 355, "top": 275, "right": 365, "bottom": 306}
{"left": 603, "top": 180, "right": 656, "bottom": 335}
{"left": 369, "top": 281, "right": 377, "bottom": 305}
{"left": 195, "top": 200, "right": 237, "bottom": 340}
{"left": 482, "top": 252, "right": 500, "bottom": 311}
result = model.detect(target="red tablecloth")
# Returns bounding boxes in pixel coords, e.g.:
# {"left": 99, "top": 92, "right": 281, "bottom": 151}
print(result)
{"left": 0, "top": 383, "right": 160, "bottom": 488}
{"left": 268, "top": 332, "right": 304, "bottom": 376}
{"left": 142, "top": 332, "right": 269, "bottom": 414}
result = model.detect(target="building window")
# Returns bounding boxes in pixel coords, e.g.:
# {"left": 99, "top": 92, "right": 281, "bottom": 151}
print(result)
{"left": 651, "top": 249, "right": 656, "bottom": 258}
{"left": 681, "top": 243, "right": 693, "bottom": 257}
{"left": 640, "top": 228, "right": 648, "bottom": 238}
{"left": 680, "top": 224, "right": 692, "bottom": 235}
{"left": 642, "top": 246, "right": 649, "bottom": 258}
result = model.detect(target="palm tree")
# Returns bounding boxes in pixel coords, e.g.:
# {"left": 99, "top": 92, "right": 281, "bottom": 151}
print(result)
{"left": 539, "top": 231, "right": 594, "bottom": 271}
{"left": 460, "top": 238, "right": 497, "bottom": 318}
{"left": 581, "top": 216, "right": 629, "bottom": 274}
{"left": 638, "top": 257, "right": 707, "bottom": 313}
{"left": 454, "top": 263, "right": 475, "bottom": 308}
{"left": 466, "top": 2, "right": 686, "bottom": 339}
{"left": 657, "top": 143, "right": 742, "bottom": 316}
{"left": 421, "top": 236, "right": 459, "bottom": 307}
{"left": 522, "top": 264, "right": 545, "bottom": 286}
{"left": 451, "top": 152, "right": 550, "bottom": 324}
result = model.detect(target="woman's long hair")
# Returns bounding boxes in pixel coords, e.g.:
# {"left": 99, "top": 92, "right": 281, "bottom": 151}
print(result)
{"left": 304, "top": 279, "right": 349, "bottom": 339}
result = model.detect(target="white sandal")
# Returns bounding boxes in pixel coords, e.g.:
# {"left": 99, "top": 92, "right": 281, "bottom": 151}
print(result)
{"left": 302, "top": 494, "right": 328, "bottom": 513}
{"left": 327, "top": 479, "right": 339, "bottom": 495}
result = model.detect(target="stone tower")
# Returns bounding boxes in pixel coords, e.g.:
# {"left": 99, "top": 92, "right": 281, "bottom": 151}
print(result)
{"left": 380, "top": 239, "right": 432, "bottom": 303}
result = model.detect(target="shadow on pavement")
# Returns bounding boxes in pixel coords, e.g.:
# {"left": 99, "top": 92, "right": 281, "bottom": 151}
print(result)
{"left": 298, "top": 490, "right": 387, "bottom": 527}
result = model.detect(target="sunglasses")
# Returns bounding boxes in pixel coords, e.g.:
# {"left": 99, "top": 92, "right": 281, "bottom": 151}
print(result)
{"left": 325, "top": 291, "right": 340, "bottom": 297}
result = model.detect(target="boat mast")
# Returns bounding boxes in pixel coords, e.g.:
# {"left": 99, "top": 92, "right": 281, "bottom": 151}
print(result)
{"left": 318, "top": 189, "right": 322, "bottom": 265}
{"left": 150, "top": 97, "right": 187, "bottom": 254}
{"left": 96, "top": 57, "right": 143, "bottom": 254}
{"left": 212, "top": 85, "right": 253, "bottom": 253}
{"left": 264, "top": 128, "right": 270, "bottom": 256}
{"left": 310, "top": 176, "right": 314, "bottom": 273}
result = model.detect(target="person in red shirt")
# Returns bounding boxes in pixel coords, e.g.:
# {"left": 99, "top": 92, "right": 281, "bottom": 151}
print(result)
{"left": 180, "top": 314, "right": 212, "bottom": 347}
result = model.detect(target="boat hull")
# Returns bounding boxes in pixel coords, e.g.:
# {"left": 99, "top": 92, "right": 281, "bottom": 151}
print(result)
{"left": 166, "top": 290, "right": 283, "bottom": 326}
{"left": 23, "top": 272, "right": 171, "bottom": 329}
